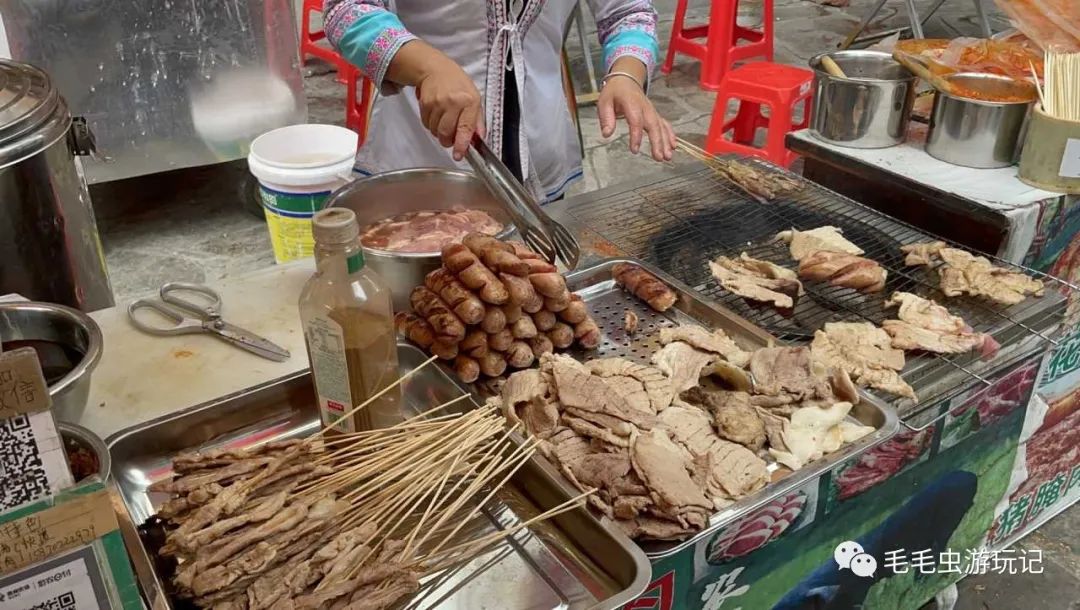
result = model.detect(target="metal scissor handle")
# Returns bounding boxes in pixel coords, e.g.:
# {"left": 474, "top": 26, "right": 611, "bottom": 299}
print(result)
{"left": 127, "top": 299, "right": 206, "bottom": 336}
{"left": 159, "top": 282, "right": 223, "bottom": 323}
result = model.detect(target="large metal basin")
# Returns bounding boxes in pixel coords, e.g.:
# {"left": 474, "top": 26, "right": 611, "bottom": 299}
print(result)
{"left": 326, "top": 168, "right": 514, "bottom": 311}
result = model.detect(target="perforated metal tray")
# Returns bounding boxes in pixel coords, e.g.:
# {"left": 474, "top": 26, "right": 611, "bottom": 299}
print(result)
{"left": 506, "top": 258, "right": 900, "bottom": 559}
{"left": 106, "top": 344, "right": 651, "bottom": 610}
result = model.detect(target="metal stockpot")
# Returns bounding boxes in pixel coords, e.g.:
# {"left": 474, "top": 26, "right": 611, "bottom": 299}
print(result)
{"left": 809, "top": 51, "right": 917, "bottom": 148}
{"left": 0, "top": 60, "right": 113, "bottom": 311}
{"left": 0, "top": 302, "right": 103, "bottom": 423}
{"left": 926, "top": 73, "right": 1035, "bottom": 169}
{"left": 325, "top": 168, "right": 514, "bottom": 312}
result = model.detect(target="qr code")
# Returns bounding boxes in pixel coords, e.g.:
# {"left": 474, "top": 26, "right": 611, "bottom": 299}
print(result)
{"left": 29, "top": 592, "right": 76, "bottom": 610}
{"left": 0, "top": 414, "right": 50, "bottom": 508}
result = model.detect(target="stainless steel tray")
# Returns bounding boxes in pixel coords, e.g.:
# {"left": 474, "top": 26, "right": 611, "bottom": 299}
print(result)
{"left": 511, "top": 258, "right": 900, "bottom": 559}
{"left": 106, "top": 344, "right": 652, "bottom": 610}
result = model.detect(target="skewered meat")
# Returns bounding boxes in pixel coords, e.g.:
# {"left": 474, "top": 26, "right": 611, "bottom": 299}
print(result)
{"left": 425, "top": 268, "right": 485, "bottom": 325}
{"left": 409, "top": 286, "right": 466, "bottom": 340}
{"left": 709, "top": 254, "right": 803, "bottom": 310}
{"left": 777, "top": 226, "right": 863, "bottom": 260}
{"left": 797, "top": 250, "right": 887, "bottom": 293}
{"left": 937, "top": 248, "right": 1044, "bottom": 305}
{"left": 900, "top": 241, "right": 946, "bottom": 266}
{"left": 393, "top": 312, "right": 435, "bottom": 348}
{"left": 882, "top": 292, "right": 996, "bottom": 355}
{"left": 812, "top": 322, "right": 915, "bottom": 399}
{"left": 612, "top": 263, "right": 678, "bottom": 312}
{"left": 440, "top": 243, "right": 509, "bottom": 305}
{"left": 659, "top": 325, "right": 752, "bottom": 368}
{"left": 464, "top": 234, "right": 529, "bottom": 276}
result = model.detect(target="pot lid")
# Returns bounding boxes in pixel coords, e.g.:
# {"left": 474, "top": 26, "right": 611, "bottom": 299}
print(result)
{"left": 0, "top": 59, "right": 68, "bottom": 160}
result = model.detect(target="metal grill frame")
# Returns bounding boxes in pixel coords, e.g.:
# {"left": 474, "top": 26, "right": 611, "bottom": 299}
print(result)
{"left": 561, "top": 160, "right": 1075, "bottom": 424}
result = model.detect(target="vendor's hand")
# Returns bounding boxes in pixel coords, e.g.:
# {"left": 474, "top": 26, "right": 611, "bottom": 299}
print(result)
{"left": 598, "top": 75, "right": 675, "bottom": 162}
{"left": 416, "top": 57, "right": 485, "bottom": 161}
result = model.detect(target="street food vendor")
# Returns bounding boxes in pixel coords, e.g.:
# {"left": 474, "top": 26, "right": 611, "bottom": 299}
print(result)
{"left": 324, "top": 0, "right": 675, "bottom": 202}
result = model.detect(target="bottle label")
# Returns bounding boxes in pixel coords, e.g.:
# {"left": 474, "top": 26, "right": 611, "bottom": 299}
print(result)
{"left": 347, "top": 251, "right": 365, "bottom": 274}
{"left": 304, "top": 314, "right": 355, "bottom": 433}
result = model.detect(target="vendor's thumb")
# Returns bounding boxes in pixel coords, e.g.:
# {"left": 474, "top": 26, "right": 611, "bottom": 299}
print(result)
{"left": 598, "top": 97, "right": 617, "bottom": 139}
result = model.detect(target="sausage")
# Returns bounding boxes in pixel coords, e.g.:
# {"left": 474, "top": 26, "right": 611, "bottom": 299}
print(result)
{"left": 533, "top": 310, "right": 557, "bottom": 332}
{"left": 500, "top": 272, "right": 538, "bottom": 306}
{"left": 442, "top": 243, "right": 509, "bottom": 305}
{"left": 547, "top": 322, "right": 574, "bottom": 349}
{"left": 521, "top": 291, "right": 544, "bottom": 314}
{"left": 574, "top": 317, "right": 602, "bottom": 349}
{"left": 558, "top": 294, "right": 589, "bottom": 325}
{"left": 481, "top": 306, "right": 506, "bottom": 334}
{"left": 511, "top": 314, "right": 538, "bottom": 339}
{"left": 430, "top": 339, "right": 460, "bottom": 361}
{"left": 543, "top": 291, "right": 571, "bottom": 313}
{"left": 488, "top": 328, "right": 514, "bottom": 352}
{"left": 506, "top": 341, "right": 535, "bottom": 369}
{"left": 393, "top": 312, "right": 435, "bottom": 348}
{"left": 528, "top": 335, "right": 554, "bottom": 358}
{"left": 479, "top": 352, "right": 508, "bottom": 377}
{"left": 464, "top": 234, "right": 528, "bottom": 276}
{"left": 508, "top": 241, "right": 543, "bottom": 260}
{"left": 454, "top": 355, "right": 480, "bottom": 383}
{"left": 502, "top": 304, "right": 523, "bottom": 324}
{"left": 612, "top": 262, "right": 677, "bottom": 312}
{"left": 409, "top": 286, "right": 465, "bottom": 340}
{"left": 529, "top": 273, "right": 568, "bottom": 299}
{"left": 425, "top": 268, "right": 485, "bottom": 325}
{"left": 523, "top": 259, "right": 558, "bottom": 274}
{"left": 461, "top": 330, "right": 489, "bottom": 359}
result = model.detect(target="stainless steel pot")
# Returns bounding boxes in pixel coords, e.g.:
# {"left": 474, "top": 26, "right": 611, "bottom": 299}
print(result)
{"left": 809, "top": 50, "right": 917, "bottom": 148}
{"left": 926, "top": 73, "right": 1036, "bottom": 169}
{"left": 0, "top": 302, "right": 103, "bottom": 423}
{"left": 0, "top": 60, "right": 113, "bottom": 311}
{"left": 325, "top": 168, "right": 514, "bottom": 312}
{"left": 58, "top": 421, "right": 111, "bottom": 482}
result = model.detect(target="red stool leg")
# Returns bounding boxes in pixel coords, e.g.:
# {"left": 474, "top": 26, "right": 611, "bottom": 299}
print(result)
{"left": 700, "top": 0, "right": 737, "bottom": 91}
{"left": 662, "top": 0, "right": 690, "bottom": 74}
{"left": 731, "top": 101, "right": 762, "bottom": 145}
{"left": 762, "top": 0, "right": 775, "bottom": 62}
{"left": 761, "top": 89, "right": 797, "bottom": 167}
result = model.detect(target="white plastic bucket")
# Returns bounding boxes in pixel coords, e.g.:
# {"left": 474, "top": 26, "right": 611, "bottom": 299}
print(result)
{"left": 248, "top": 124, "right": 358, "bottom": 263}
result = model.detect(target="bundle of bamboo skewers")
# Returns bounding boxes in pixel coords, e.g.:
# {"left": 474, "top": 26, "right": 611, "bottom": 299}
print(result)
{"left": 149, "top": 357, "right": 590, "bottom": 610}
{"left": 1042, "top": 47, "right": 1080, "bottom": 122}
{"left": 675, "top": 138, "right": 802, "bottom": 203}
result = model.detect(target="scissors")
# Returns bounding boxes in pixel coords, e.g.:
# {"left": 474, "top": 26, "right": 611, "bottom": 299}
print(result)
{"left": 127, "top": 282, "right": 291, "bottom": 362}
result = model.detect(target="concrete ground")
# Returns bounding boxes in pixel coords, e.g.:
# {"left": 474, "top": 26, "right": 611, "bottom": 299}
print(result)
{"left": 90, "top": 1, "right": 1078, "bottom": 607}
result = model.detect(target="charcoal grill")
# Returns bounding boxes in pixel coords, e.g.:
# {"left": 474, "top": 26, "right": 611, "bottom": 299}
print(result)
{"left": 555, "top": 159, "right": 1075, "bottom": 430}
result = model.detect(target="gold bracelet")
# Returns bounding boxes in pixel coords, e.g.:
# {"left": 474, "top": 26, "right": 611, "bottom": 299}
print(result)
{"left": 601, "top": 70, "right": 644, "bottom": 90}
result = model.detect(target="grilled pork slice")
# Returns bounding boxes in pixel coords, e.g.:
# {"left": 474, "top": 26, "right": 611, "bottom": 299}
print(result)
{"left": 709, "top": 254, "right": 802, "bottom": 311}
{"left": 936, "top": 248, "right": 1044, "bottom": 306}
{"left": 777, "top": 226, "right": 863, "bottom": 260}
{"left": 883, "top": 292, "right": 998, "bottom": 356}
{"left": 900, "top": 241, "right": 946, "bottom": 266}
{"left": 798, "top": 250, "right": 887, "bottom": 293}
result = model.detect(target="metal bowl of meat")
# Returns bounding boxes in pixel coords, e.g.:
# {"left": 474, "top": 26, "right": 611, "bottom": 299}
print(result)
{"left": 0, "top": 302, "right": 103, "bottom": 422}
{"left": 59, "top": 421, "right": 111, "bottom": 483}
{"left": 326, "top": 168, "right": 514, "bottom": 311}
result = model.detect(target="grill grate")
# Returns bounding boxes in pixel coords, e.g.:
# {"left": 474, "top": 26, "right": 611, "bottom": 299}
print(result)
{"left": 566, "top": 161, "right": 1074, "bottom": 418}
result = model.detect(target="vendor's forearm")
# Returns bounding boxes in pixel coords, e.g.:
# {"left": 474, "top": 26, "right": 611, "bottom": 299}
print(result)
{"left": 385, "top": 40, "right": 455, "bottom": 88}
{"left": 609, "top": 56, "right": 648, "bottom": 87}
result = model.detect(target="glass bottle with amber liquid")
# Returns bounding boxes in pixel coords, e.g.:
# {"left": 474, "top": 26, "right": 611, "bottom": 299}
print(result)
{"left": 299, "top": 208, "right": 400, "bottom": 433}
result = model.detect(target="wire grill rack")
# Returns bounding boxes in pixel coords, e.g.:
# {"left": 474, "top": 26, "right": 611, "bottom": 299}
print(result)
{"left": 566, "top": 160, "right": 1074, "bottom": 421}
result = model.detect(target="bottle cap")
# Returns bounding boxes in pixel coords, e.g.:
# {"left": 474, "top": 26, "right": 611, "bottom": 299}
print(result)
{"left": 312, "top": 208, "right": 360, "bottom": 244}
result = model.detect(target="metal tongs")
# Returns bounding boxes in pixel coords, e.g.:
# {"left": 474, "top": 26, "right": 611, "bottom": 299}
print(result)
{"left": 465, "top": 135, "right": 581, "bottom": 270}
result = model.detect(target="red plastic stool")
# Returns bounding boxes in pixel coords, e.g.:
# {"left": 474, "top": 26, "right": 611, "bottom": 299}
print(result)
{"left": 301, "top": 0, "right": 348, "bottom": 83}
{"left": 662, "top": 0, "right": 774, "bottom": 91}
{"left": 705, "top": 62, "right": 813, "bottom": 168}
{"left": 345, "top": 66, "right": 374, "bottom": 145}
